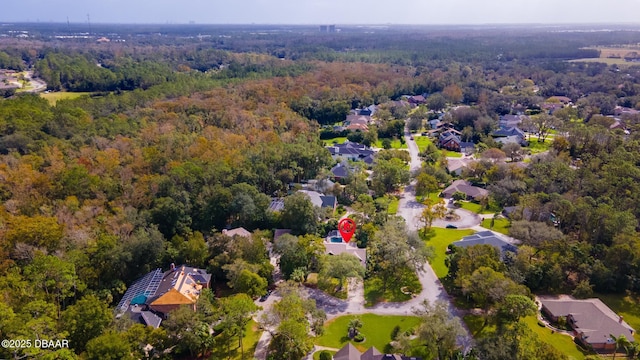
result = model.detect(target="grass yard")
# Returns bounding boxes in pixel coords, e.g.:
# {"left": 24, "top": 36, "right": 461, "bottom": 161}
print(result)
{"left": 364, "top": 268, "right": 421, "bottom": 306}
{"left": 527, "top": 139, "right": 553, "bottom": 154}
{"left": 211, "top": 319, "right": 262, "bottom": 360}
{"left": 463, "top": 314, "right": 497, "bottom": 338}
{"left": 414, "top": 136, "right": 433, "bottom": 152}
{"left": 523, "top": 316, "right": 589, "bottom": 360}
{"left": 422, "top": 228, "right": 475, "bottom": 279}
{"left": 464, "top": 315, "right": 588, "bottom": 360}
{"left": 388, "top": 197, "right": 399, "bottom": 215}
{"left": 457, "top": 201, "right": 496, "bottom": 215}
{"left": 596, "top": 292, "right": 640, "bottom": 342}
{"left": 316, "top": 314, "right": 421, "bottom": 353}
{"left": 375, "top": 138, "right": 408, "bottom": 149}
{"left": 41, "top": 91, "right": 91, "bottom": 105}
{"left": 481, "top": 217, "right": 510, "bottom": 235}
{"left": 323, "top": 136, "right": 348, "bottom": 145}
{"left": 444, "top": 150, "right": 463, "bottom": 158}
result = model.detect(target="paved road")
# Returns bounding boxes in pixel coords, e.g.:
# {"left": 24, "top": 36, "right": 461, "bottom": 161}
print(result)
{"left": 254, "top": 129, "right": 477, "bottom": 359}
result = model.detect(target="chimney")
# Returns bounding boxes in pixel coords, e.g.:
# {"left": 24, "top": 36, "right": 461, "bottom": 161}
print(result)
{"left": 619, "top": 316, "right": 624, "bottom": 323}
{"left": 170, "top": 263, "right": 176, "bottom": 272}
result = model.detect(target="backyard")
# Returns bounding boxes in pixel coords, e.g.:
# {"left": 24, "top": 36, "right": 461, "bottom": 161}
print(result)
{"left": 364, "top": 268, "right": 421, "bottom": 306}
{"left": 481, "top": 217, "right": 511, "bottom": 235}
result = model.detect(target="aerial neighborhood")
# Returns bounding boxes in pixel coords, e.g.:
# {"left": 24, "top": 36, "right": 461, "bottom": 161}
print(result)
{"left": 1, "top": 22, "right": 640, "bottom": 360}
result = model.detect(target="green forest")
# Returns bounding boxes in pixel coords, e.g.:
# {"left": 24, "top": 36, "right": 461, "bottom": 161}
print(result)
{"left": 1, "top": 24, "right": 640, "bottom": 360}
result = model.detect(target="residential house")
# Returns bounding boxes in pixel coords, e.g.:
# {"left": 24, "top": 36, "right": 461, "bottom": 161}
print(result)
{"left": 298, "top": 190, "right": 337, "bottom": 211}
{"left": 446, "top": 158, "right": 469, "bottom": 176}
{"left": 331, "top": 163, "right": 351, "bottom": 181}
{"left": 334, "top": 343, "right": 421, "bottom": 360}
{"left": 438, "top": 130, "right": 464, "bottom": 152}
{"left": 408, "top": 95, "right": 426, "bottom": 105}
{"left": 492, "top": 126, "right": 527, "bottom": 146}
{"left": 324, "top": 230, "right": 367, "bottom": 266}
{"left": 326, "top": 141, "right": 375, "bottom": 162}
{"left": 428, "top": 119, "right": 442, "bottom": 129}
{"left": 499, "top": 114, "right": 528, "bottom": 129}
{"left": 451, "top": 230, "right": 518, "bottom": 257}
{"left": 222, "top": 227, "right": 252, "bottom": 238}
{"left": 540, "top": 296, "right": 635, "bottom": 352}
{"left": 346, "top": 114, "right": 372, "bottom": 125}
{"left": 441, "top": 179, "right": 488, "bottom": 200}
{"left": 116, "top": 264, "right": 212, "bottom": 328}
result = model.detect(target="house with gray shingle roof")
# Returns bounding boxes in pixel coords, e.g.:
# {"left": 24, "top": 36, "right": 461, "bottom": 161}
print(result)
{"left": 540, "top": 296, "right": 636, "bottom": 352}
{"left": 441, "top": 180, "right": 488, "bottom": 201}
{"left": 451, "top": 230, "right": 518, "bottom": 256}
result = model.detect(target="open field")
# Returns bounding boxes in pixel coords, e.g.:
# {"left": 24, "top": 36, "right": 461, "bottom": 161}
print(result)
{"left": 41, "top": 91, "right": 92, "bottom": 105}
{"left": 569, "top": 57, "right": 634, "bottom": 66}
{"left": 316, "top": 314, "right": 421, "bottom": 353}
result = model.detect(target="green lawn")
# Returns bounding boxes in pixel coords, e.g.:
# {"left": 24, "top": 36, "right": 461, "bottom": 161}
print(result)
{"left": 422, "top": 228, "right": 475, "bottom": 278}
{"left": 316, "top": 314, "right": 421, "bottom": 353}
{"left": 463, "top": 314, "right": 497, "bottom": 338}
{"left": 211, "top": 319, "right": 262, "bottom": 360}
{"left": 464, "top": 315, "right": 588, "bottom": 360}
{"left": 526, "top": 139, "right": 552, "bottom": 154}
{"left": 364, "top": 268, "right": 421, "bottom": 306}
{"left": 444, "top": 150, "right": 463, "bottom": 158}
{"left": 41, "top": 91, "right": 91, "bottom": 105}
{"left": 456, "top": 201, "right": 496, "bottom": 215}
{"left": 596, "top": 292, "right": 640, "bottom": 342}
{"left": 388, "top": 197, "right": 399, "bottom": 215}
{"left": 481, "top": 217, "right": 511, "bottom": 235}
{"left": 414, "top": 136, "right": 433, "bottom": 153}
{"left": 323, "top": 137, "right": 348, "bottom": 145}
{"left": 523, "top": 316, "right": 589, "bottom": 360}
{"left": 375, "top": 138, "right": 408, "bottom": 149}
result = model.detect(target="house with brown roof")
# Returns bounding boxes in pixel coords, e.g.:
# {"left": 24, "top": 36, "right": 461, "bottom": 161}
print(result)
{"left": 334, "top": 343, "right": 420, "bottom": 360}
{"left": 540, "top": 296, "right": 635, "bottom": 352}
{"left": 116, "top": 264, "right": 211, "bottom": 328}
{"left": 222, "top": 227, "right": 252, "bottom": 238}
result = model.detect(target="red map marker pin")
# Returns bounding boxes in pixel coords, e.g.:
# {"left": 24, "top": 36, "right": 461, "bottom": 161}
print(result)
{"left": 338, "top": 218, "right": 356, "bottom": 243}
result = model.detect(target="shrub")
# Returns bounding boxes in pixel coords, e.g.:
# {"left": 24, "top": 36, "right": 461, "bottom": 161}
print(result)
{"left": 353, "top": 334, "right": 365, "bottom": 342}
{"left": 391, "top": 325, "right": 401, "bottom": 340}
{"left": 319, "top": 351, "right": 332, "bottom": 360}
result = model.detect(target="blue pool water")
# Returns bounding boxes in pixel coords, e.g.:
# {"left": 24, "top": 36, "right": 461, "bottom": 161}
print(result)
{"left": 330, "top": 237, "right": 343, "bottom": 243}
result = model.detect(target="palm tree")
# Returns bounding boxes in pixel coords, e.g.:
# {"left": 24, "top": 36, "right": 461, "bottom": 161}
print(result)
{"left": 347, "top": 318, "right": 363, "bottom": 339}
{"left": 626, "top": 341, "right": 640, "bottom": 359}
{"left": 610, "top": 334, "right": 631, "bottom": 360}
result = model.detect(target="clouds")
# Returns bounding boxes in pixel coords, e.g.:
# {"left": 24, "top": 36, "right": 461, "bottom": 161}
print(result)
{"left": 3, "top": 0, "right": 640, "bottom": 24}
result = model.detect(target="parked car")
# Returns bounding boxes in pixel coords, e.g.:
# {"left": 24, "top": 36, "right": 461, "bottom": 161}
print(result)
{"left": 446, "top": 224, "right": 458, "bottom": 229}
{"left": 259, "top": 290, "right": 272, "bottom": 302}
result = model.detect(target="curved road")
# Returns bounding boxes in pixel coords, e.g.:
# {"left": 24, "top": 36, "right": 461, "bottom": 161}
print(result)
{"left": 254, "top": 128, "right": 477, "bottom": 360}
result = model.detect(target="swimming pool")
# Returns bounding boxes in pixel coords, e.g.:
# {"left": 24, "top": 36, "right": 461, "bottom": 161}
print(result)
{"left": 330, "top": 237, "right": 343, "bottom": 243}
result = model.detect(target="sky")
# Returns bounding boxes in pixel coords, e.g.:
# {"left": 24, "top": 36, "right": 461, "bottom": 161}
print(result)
{"left": 3, "top": 0, "right": 640, "bottom": 25}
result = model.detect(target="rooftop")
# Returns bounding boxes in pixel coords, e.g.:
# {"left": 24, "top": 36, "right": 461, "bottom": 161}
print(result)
{"left": 540, "top": 296, "right": 635, "bottom": 345}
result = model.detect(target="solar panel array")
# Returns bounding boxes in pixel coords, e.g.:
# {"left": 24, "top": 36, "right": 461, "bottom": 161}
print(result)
{"left": 115, "top": 268, "right": 163, "bottom": 314}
